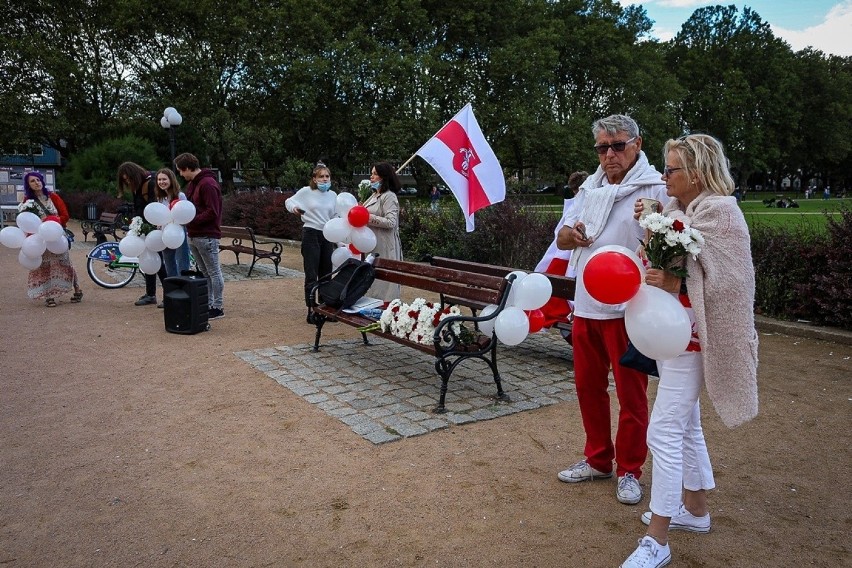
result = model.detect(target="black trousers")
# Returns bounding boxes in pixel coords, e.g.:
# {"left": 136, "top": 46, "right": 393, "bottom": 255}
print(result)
{"left": 144, "top": 252, "right": 168, "bottom": 297}
{"left": 302, "top": 227, "right": 334, "bottom": 306}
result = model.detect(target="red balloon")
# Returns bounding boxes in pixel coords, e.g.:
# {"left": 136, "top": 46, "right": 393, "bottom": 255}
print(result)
{"left": 583, "top": 251, "right": 642, "bottom": 304}
{"left": 347, "top": 205, "right": 370, "bottom": 228}
{"left": 525, "top": 309, "right": 546, "bottom": 333}
{"left": 44, "top": 215, "right": 62, "bottom": 224}
{"left": 170, "top": 199, "right": 180, "bottom": 209}
{"left": 348, "top": 243, "right": 361, "bottom": 255}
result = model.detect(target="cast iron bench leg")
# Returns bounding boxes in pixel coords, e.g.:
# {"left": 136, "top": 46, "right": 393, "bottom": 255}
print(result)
{"left": 313, "top": 316, "right": 326, "bottom": 352}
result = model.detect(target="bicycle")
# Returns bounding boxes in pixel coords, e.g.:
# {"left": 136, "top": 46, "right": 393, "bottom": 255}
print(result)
{"left": 86, "top": 241, "right": 196, "bottom": 289}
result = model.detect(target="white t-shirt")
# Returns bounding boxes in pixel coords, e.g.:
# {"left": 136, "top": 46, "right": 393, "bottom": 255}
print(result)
{"left": 285, "top": 187, "right": 337, "bottom": 231}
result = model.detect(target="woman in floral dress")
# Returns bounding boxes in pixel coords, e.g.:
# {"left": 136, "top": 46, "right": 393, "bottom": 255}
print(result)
{"left": 21, "top": 171, "right": 83, "bottom": 307}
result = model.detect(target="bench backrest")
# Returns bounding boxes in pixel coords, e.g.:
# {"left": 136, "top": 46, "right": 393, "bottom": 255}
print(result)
{"left": 429, "top": 256, "right": 576, "bottom": 300}
{"left": 100, "top": 212, "right": 119, "bottom": 223}
{"left": 373, "top": 258, "right": 509, "bottom": 306}
{"left": 220, "top": 225, "right": 255, "bottom": 242}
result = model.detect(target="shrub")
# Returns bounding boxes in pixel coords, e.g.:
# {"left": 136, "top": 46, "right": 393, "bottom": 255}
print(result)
{"left": 58, "top": 136, "right": 161, "bottom": 194}
{"left": 221, "top": 190, "right": 301, "bottom": 239}
{"left": 60, "top": 190, "right": 127, "bottom": 220}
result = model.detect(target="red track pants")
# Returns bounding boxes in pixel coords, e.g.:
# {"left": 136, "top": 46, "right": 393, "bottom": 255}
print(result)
{"left": 572, "top": 316, "right": 649, "bottom": 478}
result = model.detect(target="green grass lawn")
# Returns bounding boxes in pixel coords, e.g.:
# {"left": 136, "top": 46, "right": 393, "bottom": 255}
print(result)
{"left": 740, "top": 196, "right": 849, "bottom": 231}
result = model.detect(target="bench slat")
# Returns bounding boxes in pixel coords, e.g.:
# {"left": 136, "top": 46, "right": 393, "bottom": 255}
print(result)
{"left": 430, "top": 256, "right": 576, "bottom": 299}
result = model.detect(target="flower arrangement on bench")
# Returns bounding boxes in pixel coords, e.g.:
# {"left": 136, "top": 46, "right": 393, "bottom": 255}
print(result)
{"left": 360, "top": 298, "right": 482, "bottom": 347}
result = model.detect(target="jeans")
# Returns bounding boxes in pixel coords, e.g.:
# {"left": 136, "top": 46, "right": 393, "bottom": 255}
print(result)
{"left": 301, "top": 227, "right": 334, "bottom": 306}
{"left": 162, "top": 233, "right": 191, "bottom": 278}
{"left": 189, "top": 236, "right": 224, "bottom": 309}
{"left": 144, "top": 252, "right": 167, "bottom": 297}
{"left": 648, "top": 352, "right": 715, "bottom": 517}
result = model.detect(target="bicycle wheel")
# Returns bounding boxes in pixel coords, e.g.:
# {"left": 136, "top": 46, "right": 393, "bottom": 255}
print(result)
{"left": 87, "top": 258, "right": 138, "bottom": 288}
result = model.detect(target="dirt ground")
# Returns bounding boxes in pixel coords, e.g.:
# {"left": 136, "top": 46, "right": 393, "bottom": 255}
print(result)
{"left": 1, "top": 221, "right": 849, "bottom": 567}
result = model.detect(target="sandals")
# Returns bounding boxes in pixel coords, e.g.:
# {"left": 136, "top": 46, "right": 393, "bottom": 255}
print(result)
{"left": 70, "top": 291, "right": 84, "bottom": 303}
{"left": 45, "top": 298, "right": 57, "bottom": 308}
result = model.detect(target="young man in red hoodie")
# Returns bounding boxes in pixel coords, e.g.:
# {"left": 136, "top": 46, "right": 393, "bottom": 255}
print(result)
{"left": 175, "top": 153, "right": 225, "bottom": 319}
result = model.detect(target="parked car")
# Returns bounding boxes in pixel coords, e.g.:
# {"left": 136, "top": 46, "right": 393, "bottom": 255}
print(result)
{"left": 437, "top": 185, "right": 451, "bottom": 195}
{"left": 399, "top": 187, "right": 418, "bottom": 195}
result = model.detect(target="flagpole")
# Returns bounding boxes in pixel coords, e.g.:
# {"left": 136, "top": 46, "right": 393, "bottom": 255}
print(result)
{"left": 396, "top": 152, "right": 417, "bottom": 173}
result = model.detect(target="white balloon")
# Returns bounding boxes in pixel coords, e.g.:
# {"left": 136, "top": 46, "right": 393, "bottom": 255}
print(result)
{"left": 21, "top": 234, "right": 47, "bottom": 258}
{"left": 589, "top": 244, "right": 646, "bottom": 276}
{"left": 118, "top": 234, "right": 146, "bottom": 257}
{"left": 504, "top": 270, "right": 528, "bottom": 307}
{"left": 323, "top": 217, "right": 352, "bottom": 243}
{"left": 144, "top": 202, "right": 172, "bottom": 226}
{"left": 494, "top": 306, "right": 530, "bottom": 346}
{"left": 624, "top": 284, "right": 692, "bottom": 361}
{"left": 170, "top": 200, "right": 196, "bottom": 224}
{"left": 37, "top": 220, "right": 65, "bottom": 242}
{"left": 331, "top": 246, "right": 352, "bottom": 269}
{"left": 138, "top": 249, "right": 162, "bottom": 275}
{"left": 145, "top": 229, "right": 167, "bottom": 252}
{"left": 0, "top": 226, "right": 26, "bottom": 248}
{"left": 15, "top": 211, "right": 42, "bottom": 234}
{"left": 350, "top": 226, "right": 377, "bottom": 253}
{"left": 477, "top": 304, "right": 500, "bottom": 336}
{"left": 335, "top": 192, "right": 358, "bottom": 217}
{"left": 46, "top": 236, "right": 69, "bottom": 254}
{"left": 514, "top": 272, "right": 553, "bottom": 310}
{"left": 18, "top": 249, "right": 42, "bottom": 270}
{"left": 161, "top": 223, "right": 186, "bottom": 249}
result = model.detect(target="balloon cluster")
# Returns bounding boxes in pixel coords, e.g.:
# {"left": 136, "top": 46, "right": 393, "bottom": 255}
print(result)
{"left": 583, "top": 245, "right": 691, "bottom": 361}
{"left": 117, "top": 201, "right": 196, "bottom": 275}
{"left": 1, "top": 212, "right": 70, "bottom": 269}
{"left": 477, "top": 271, "right": 554, "bottom": 346}
{"left": 323, "top": 193, "right": 377, "bottom": 268}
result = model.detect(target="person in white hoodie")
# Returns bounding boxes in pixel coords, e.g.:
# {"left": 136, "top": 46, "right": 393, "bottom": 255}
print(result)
{"left": 285, "top": 162, "right": 338, "bottom": 323}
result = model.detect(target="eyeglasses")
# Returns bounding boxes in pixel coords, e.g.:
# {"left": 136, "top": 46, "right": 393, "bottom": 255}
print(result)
{"left": 593, "top": 136, "right": 637, "bottom": 155}
{"left": 663, "top": 167, "right": 684, "bottom": 176}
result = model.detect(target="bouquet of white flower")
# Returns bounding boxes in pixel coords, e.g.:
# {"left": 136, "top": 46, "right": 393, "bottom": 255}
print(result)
{"left": 638, "top": 212, "right": 704, "bottom": 278}
{"left": 359, "top": 298, "right": 465, "bottom": 345}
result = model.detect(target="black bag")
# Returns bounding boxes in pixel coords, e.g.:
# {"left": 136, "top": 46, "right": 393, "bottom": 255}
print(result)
{"left": 317, "top": 258, "right": 376, "bottom": 309}
{"left": 619, "top": 341, "right": 659, "bottom": 377}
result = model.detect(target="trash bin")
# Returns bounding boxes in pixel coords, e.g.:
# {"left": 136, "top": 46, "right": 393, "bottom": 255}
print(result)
{"left": 86, "top": 203, "right": 98, "bottom": 220}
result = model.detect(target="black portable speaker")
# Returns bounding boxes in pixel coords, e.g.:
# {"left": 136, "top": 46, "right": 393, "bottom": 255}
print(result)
{"left": 163, "top": 275, "right": 209, "bottom": 334}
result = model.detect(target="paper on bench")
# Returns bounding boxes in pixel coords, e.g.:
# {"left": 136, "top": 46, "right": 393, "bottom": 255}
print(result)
{"left": 342, "top": 296, "right": 384, "bottom": 313}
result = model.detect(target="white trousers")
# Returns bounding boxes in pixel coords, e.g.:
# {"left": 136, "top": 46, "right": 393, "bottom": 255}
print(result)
{"left": 648, "top": 352, "right": 716, "bottom": 516}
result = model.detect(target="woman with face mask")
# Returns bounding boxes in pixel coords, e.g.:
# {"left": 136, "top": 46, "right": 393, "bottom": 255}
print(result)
{"left": 361, "top": 161, "right": 403, "bottom": 301}
{"left": 285, "top": 162, "right": 338, "bottom": 323}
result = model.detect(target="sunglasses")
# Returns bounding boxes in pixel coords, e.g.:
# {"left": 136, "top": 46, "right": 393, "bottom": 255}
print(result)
{"left": 593, "top": 136, "right": 637, "bottom": 155}
{"left": 663, "top": 167, "right": 684, "bottom": 176}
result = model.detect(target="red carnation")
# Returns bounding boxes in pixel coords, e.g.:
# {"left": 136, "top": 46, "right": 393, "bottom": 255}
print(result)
{"left": 672, "top": 219, "right": 685, "bottom": 232}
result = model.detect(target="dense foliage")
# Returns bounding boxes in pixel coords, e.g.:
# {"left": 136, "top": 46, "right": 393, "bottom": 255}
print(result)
{"left": 2, "top": 0, "right": 849, "bottom": 193}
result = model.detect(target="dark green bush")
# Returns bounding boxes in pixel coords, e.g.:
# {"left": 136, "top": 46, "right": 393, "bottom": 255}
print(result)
{"left": 751, "top": 208, "right": 851, "bottom": 330}
{"left": 221, "top": 191, "right": 302, "bottom": 240}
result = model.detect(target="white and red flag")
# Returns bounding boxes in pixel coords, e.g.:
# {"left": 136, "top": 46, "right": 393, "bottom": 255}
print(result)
{"left": 415, "top": 104, "right": 505, "bottom": 231}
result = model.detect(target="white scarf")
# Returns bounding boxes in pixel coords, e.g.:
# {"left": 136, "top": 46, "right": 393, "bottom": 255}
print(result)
{"left": 569, "top": 152, "right": 662, "bottom": 271}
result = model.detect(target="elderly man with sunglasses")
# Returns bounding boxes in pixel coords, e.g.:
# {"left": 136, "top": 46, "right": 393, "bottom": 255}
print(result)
{"left": 555, "top": 114, "right": 669, "bottom": 505}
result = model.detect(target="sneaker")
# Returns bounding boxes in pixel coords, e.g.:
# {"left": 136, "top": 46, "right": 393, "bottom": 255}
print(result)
{"left": 557, "top": 459, "right": 613, "bottom": 483}
{"left": 208, "top": 308, "right": 225, "bottom": 320}
{"left": 641, "top": 504, "right": 711, "bottom": 533}
{"left": 617, "top": 474, "right": 643, "bottom": 505}
{"left": 134, "top": 295, "right": 157, "bottom": 306}
{"left": 620, "top": 535, "right": 671, "bottom": 568}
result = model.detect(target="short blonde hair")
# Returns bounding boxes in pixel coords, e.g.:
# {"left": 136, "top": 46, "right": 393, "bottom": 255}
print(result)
{"left": 664, "top": 134, "right": 735, "bottom": 196}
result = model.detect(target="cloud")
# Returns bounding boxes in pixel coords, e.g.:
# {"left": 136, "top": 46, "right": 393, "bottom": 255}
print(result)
{"left": 772, "top": 1, "right": 852, "bottom": 56}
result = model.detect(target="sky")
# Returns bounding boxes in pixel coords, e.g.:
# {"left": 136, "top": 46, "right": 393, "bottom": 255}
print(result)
{"left": 615, "top": 0, "right": 852, "bottom": 56}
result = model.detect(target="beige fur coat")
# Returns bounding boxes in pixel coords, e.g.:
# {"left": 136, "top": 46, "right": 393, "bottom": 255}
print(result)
{"left": 663, "top": 192, "right": 759, "bottom": 428}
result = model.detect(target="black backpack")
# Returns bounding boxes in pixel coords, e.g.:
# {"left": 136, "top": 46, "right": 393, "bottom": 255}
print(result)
{"left": 317, "top": 258, "right": 376, "bottom": 309}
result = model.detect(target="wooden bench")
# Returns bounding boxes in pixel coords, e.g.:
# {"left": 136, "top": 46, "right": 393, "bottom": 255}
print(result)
{"left": 428, "top": 256, "right": 577, "bottom": 336}
{"left": 80, "top": 212, "right": 123, "bottom": 243}
{"left": 218, "top": 226, "right": 283, "bottom": 276}
{"left": 310, "top": 257, "right": 518, "bottom": 413}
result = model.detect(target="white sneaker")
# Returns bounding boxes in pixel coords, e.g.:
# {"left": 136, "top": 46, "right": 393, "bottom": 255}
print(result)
{"left": 617, "top": 473, "right": 643, "bottom": 505}
{"left": 557, "top": 459, "right": 613, "bottom": 483}
{"left": 641, "top": 504, "right": 711, "bottom": 533}
{"left": 620, "top": 535, "right": 671, "bottom": 568}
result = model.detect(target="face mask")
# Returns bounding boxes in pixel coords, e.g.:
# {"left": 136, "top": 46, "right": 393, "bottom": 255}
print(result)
{"left": 370, "top": 181, "right": 381, "bottom": 191}
{"left": 317, "top": 181, "right": 331, "bottom": 192}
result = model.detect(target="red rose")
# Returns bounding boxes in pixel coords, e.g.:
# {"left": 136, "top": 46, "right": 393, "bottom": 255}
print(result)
{"left": 672, "top": 219, "right": 685, "bottom": 232}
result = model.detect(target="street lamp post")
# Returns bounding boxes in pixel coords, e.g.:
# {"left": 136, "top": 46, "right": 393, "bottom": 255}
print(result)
{"left": 160, "top": 107, "right": 183, "bottom": 169}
